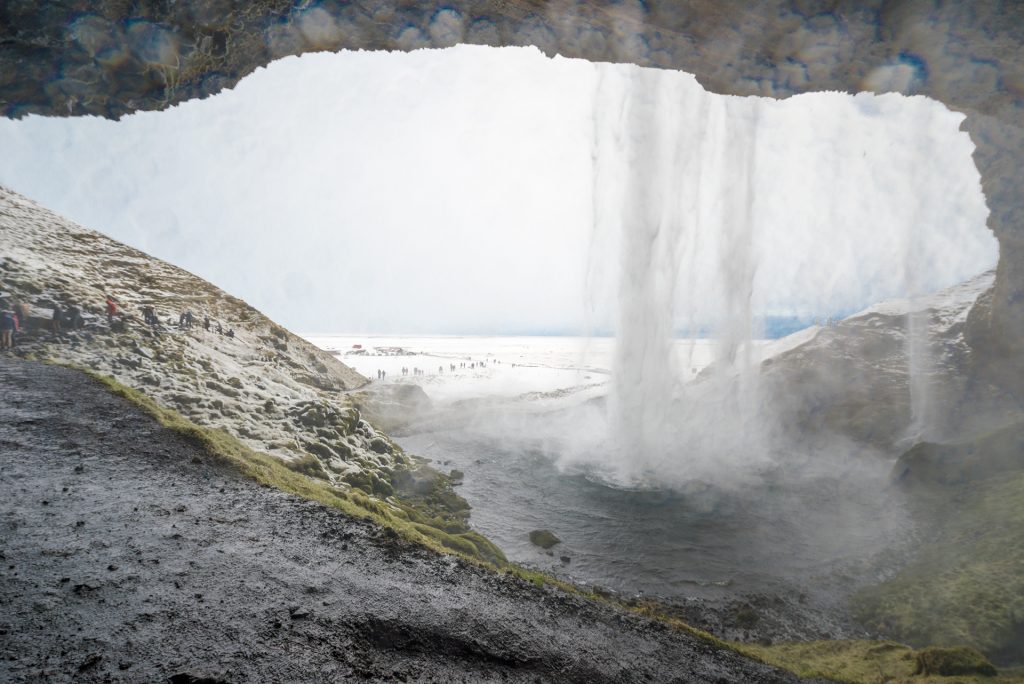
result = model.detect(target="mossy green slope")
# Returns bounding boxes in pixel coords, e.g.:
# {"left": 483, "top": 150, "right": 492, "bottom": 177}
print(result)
{"left": 742, "top": 640, "right": 1020, "bottom": 684}
{"left": 85, "top": 369, "right": 507, "bottom": 569}
{"left": 855, "top": 421, "right": 1024, "bottom": 661}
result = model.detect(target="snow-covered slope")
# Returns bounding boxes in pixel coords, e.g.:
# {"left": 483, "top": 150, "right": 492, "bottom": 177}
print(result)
{"left": 0, "top": 186, "right": 423, "bottom": 494}
{"left": 760, "top": 270, "right": 998, "bottom": 450}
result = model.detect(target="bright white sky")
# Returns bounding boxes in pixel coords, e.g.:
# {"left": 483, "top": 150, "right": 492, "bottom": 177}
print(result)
{"left": 0, "top": 45, "right": 996, "bottom": 334}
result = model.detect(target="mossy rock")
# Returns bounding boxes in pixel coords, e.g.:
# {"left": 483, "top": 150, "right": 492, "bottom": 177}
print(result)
{"left": 343, "top": 470, "right": 373, "bottom": 493}
{"left": 462, "top": 530, "right": 507, "bottom": 566}
{"left": 529, "top": 529, "right": 561, "bottom": 549}
{"left": 853, "top": 468, "right": 1024, "bottom": 658}
{"left": 303, "top": 441, "right": 336, "bottom": 461}
{"left": 331, "top": 441, "right": 353, "bottom": 459}
{"left": 413, "top": 523, "right": 479, "bottom": 557}
{"left": 369, "top": 472, "right": 394, "bottom": 498}
{"left": 226, "top": 376, "right": 243, "bottom": 389}
{"left": 315, "top": 427, "right": 338, "bottom": 441}
{"left": 338, "top": 407, "right": 361, "bottom": 433}
{"left": 409, "top": 524, "right": 506, "bottom": 566}
{"left": 914, "top": 646, "right": 997, "bottom": 677}
{"left": 205, "top": 379, "right": 239, "bottom": 398}
{"left": 369, "top": 437, "right": 392, "bottom": 455}
{"left": 296, "top": 407, "right": 328, "bottom": 428}
{"left": 449, "top": 469, "right": 464, "bottom": 482}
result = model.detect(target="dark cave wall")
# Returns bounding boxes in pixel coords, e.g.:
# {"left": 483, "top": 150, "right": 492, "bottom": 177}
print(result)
{"left": 2, "top": 0, "right": 1021, "bottom": 386}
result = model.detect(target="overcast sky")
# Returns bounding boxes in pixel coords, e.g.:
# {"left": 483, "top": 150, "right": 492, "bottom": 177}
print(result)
{"left": 0, "top": 45, "right": 996, "bottom": 334}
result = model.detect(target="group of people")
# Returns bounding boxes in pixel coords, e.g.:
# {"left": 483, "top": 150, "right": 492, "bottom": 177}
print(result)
{"left": 50, "top": 301, "right": 84, "bottom": 334}
{"left": 1, "top": 287, "right": 244, "bottom": 354}
{"left": 140, "top": 304, "right": 234, "bottom": 338}
{"left": 1, "top": 297, "right": 87, "bottom": 350}
{"left": 396, "top": 367, "right": 435, "bottom": 377}
{"left": 378, "top": 358, "right": 493, "bottom": 381}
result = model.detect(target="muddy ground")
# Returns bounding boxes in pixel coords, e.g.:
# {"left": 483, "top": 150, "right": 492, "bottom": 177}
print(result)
{"left": 0, "top": 357, "right": 808, "bottom": 683}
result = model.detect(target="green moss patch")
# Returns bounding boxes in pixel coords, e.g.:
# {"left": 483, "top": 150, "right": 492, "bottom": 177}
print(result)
{"left": 854, "top": 468, "right": 1024, "bottom": 658}
{"left": 742, "top": 640, "right": 1018, "bottom": 684}
{"left": 284, "top": 453, "right": 329, "bottom": 480}
{"left": 915, "top": 646, "right": 998, "bottom": 677}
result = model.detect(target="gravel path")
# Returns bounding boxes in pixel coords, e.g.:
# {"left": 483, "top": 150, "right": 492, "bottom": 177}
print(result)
{"left": 0, "top": 357, "right": 805, "bottom": 683}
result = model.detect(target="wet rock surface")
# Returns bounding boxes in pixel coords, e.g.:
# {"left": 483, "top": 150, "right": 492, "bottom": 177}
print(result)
{"left": 760, "top": 271, "right": 1023, "bottom": 451}
{"left": 0, "top": 357, "right": 807, "bottom": 683}
{"left": 0, "top": 1, "right": 1020, "bottom": 121}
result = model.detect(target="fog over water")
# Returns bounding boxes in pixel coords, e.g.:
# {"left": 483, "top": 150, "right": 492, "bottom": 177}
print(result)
{"left": 310, "top": 332, "right": 914, "bottom": 600}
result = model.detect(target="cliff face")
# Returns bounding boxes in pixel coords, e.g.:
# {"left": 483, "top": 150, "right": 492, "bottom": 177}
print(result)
{"left": 760, "top": 270, "right": 1018, "bottom": 453}
{"left": 0, "top": 185, "right": 439, "bottom": 507}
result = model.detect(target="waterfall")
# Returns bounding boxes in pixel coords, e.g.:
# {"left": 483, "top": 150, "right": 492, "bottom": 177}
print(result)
{"left": 590, "top": 64, "right": 763, "bottom": 482}
{"left": 904, "top": 192, "right": 932, "bottom": 442}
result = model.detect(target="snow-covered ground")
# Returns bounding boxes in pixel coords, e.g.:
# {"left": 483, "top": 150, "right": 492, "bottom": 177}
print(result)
{"left": 303, "top": 334, "right": 606, "bottom": 405}
{"left": 849, "top": 269, "right": 994, "bottom": 334}
{"left": 304, "top": 333, "right": 830, "bottom": 408}
{"left": 303, "top": 334, "right": 785, "bottom": 405}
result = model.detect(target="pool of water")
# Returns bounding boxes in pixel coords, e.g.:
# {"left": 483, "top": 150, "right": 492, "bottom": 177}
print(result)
{"left": 307, "top": 333, "right": 911, "bottom": 603}
{"left": 400, "top": 416, "right": 910, "bottom": 602}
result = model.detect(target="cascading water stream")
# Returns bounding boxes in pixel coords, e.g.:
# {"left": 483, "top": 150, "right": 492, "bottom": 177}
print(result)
{"left": 590, "top": 65, "right": 764, "bottom": 484}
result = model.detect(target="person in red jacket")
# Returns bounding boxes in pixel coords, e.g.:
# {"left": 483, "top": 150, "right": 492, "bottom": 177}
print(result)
{"left": 105, "top": 295, "right": 118, "bottom": 326}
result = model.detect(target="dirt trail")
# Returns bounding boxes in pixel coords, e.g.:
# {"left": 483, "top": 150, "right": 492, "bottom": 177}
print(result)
{"left": 0, "top": 357, "right": 805, "bottom": 683}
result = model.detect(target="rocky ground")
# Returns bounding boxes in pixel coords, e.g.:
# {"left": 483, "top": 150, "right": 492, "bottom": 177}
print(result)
{"left": 0, "top": 357, "right": 808, "bottom": 683}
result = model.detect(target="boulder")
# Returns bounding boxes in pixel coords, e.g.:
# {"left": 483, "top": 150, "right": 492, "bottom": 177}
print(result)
{"left": 914, "top": 646, "right": 997, "bottom": 677}
{"left": 529, "top": 529, "right": 561, "bottom": 549}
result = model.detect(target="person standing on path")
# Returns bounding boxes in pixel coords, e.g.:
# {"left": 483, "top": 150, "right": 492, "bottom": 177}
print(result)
{"left": 105, "top": 296, "right": 118, "bottom": 326}
{"left": 0, "top": 308, "right": 17, "bottom": 349}
{"left": 51, "top": 303, "right": 62, "bottom": 334}
{"left": 14, "top": 301, "right": 29, "bottom": 330}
